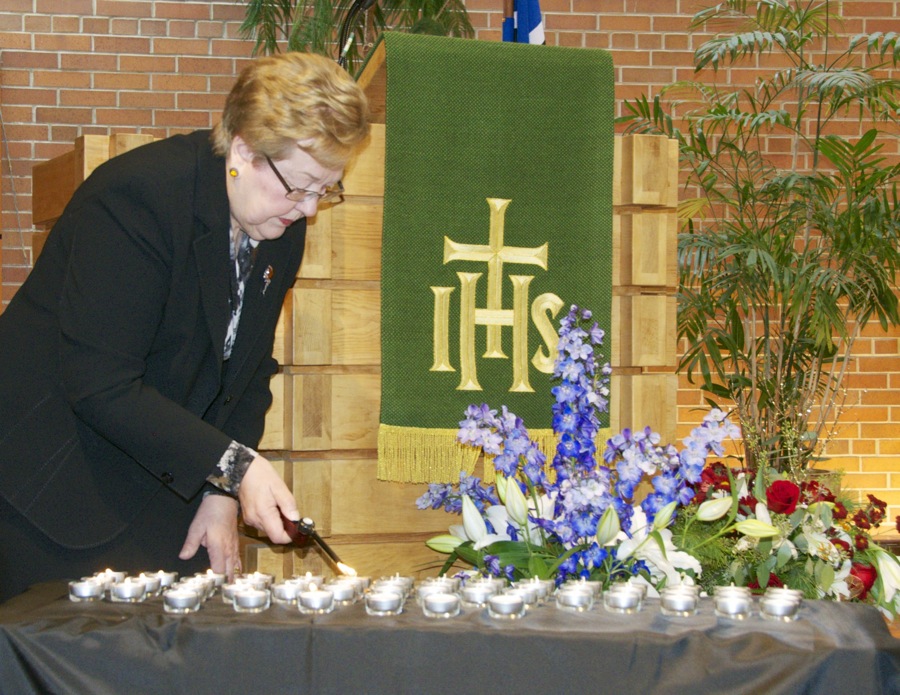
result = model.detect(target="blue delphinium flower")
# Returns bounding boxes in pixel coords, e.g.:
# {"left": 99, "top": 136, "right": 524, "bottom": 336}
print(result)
{"left": 427, "top": 304, "right": 738, "bottom": 587}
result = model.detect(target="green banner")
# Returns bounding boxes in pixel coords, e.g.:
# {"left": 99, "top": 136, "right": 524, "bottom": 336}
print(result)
{"left": 373, "top": 33, "right": 614, "bottom": 482}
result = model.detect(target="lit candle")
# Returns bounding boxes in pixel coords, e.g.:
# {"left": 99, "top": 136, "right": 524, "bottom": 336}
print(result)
{"left": 153, "top": 570, "right": 178, "bottom": 589}
{"left": 298, "top": 585, "right": 335, "bottom": 615}
{"left": 109, "top": 577, "right": 147, "bottom": 603}
{"left": 365, "top": 590, "right": 403, "bottom": 616}
{"left": 163, "top": 587, "right": 202, "bottom": 614}
{"left": 487, "top": 593, "right": 526, "bottom": 620}
{"left": 603, "top": 585, "right": 642, "bottom": 614}
{"left": 422, "top": 592, "right": 460, "bottom": 618}
{"left": 659, "top": 587, "right": 699, "bottom": 617}
{"left": 555, "top": 586, "right": 594, "bottom": 612}
{"left": 232, "top": 588, "right": 270, "bottom": 613}
{"left": 99, "top": 569, "right": 126, "bottom": 584}
{"left": 68, "top": 579, "right": 104, "bottom": 602}
{"left": 201, "top": 570, "right": 226, "bottom": 589}
{"left": 714, "top": 593, "right": 752, "bottom": 619}
{"left": 138, "top": 573, "right": 162, "bottom": 597}
{"left": 505, "top": 584, "right": 539, "bottom": 608}
{"left": 271, "top": 582, "right": 302, "bottom": 605}
{"left": 325, "top": 580, "right": 358, "bottom": 605}
{"left": 760, "top": 595, "right": 800, "bottom": 622}
{"left": 460, "top": 583, "right": 496, "bottom": 607}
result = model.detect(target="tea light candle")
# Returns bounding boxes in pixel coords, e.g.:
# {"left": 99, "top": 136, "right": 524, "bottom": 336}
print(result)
{"left": 487, "top": 593, "right": 526, "bottom": 619}
{"left": 603, "top": 586, "right": 642, "bottom": 614}
{"left": 99, "top": 569, "right": 126, "bottom": 584}
{"left": 295, "top": 572, "right": 324, "bottom": 587}
{"left": 163, "top": 587, "right": 201, "bottom": 614}
{"left": 365, "top": 590, "right": 404, "bottom": 616}
{"left": 563, "top": 578, "right": 602, "bottom": 597}
{"left": 714, "top": 593, "right": 752, "bottom": 619}
{"left": 109, "top": 577, "right": 147, "bottom": 603}
{"left": 137, "top": 573, "right": 162, "bottom": 597}
{"left": 516, "top": 578, "right": 553, "bottom": 603}
{"left": 415, "top": 582, "right": 450, "bottom": 605}
{"left": 200, "top": 570, "right": 226, "bottom": 589}
{"left": 555, "top": 586, "right": 594, "bottom": 612}
{"left": 505, "top": 584, "right": 539, "bottom": 608}
{"left": 461, "top": 583, "right": 496, "bottom": 607}
{"left": 232, "top": 588, "right": 270, "bottom": 613}
{"left": 422, "top": 592, "right": 461, "bottom": 618}
{"left": 659, "top": 588, "right": 699, "bottom": 617}
{"left": 271, "top": 582, "right": 302, "bottom": 605}
{"left": 153, "top": 570, "right": 178, "bottom": 589}
{"left": 298, "top": 586, "right": 335, "bottom": 615}
{"left": 68, "top": 579, "right": 104, "bottom": 602}
{"left": 325, "top": 581, "right": 358, "bottom": 605}
{"left": 760, "top": 595, "right": 800, "bottom": 622}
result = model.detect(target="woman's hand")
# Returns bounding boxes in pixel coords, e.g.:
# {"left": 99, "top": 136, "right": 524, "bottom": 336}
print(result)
{"left": 237, "top": 455, "right": 300, "bottom": 545}
{"left": 179, "top": 494, "right": 241, "bottom": 579}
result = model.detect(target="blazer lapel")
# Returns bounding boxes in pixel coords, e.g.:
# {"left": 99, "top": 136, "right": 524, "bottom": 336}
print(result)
{"left": 192, "top": 142, "right": 232, "bottom": 364}
{"left": 225, "top": 233, "right": 294, "bottom": 379}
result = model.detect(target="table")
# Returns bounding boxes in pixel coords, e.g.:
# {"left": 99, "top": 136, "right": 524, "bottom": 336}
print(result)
{"left": 0, "top": 583, "right": 898, "bottom": 694}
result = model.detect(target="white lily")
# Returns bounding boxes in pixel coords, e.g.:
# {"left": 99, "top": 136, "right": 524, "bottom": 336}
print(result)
{"left": 696, "top": 496, "right": 732, "bottom": 522}
{"left": 873, "top": 546, "right": 900, "bottom": 604}
{"left": 595, "top": 506, "right": 620, "bottom": 546}
{"left": 461, "top": 495, "right": 488, "bottom": 544}
{"left": 503, "top": 476, "right": 529, "bottom": 527}
{"left": 425, "top": 534, "right": 464, "bottom": 554}
{"left": 653, "top": 501, "right": 678, "bottom": 530}
{"left": 615, "top": 506, "right": 702, "bottom": 585}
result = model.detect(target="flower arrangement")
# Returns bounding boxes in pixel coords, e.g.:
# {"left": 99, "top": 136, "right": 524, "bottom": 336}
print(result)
{"left": 418, "top": 305, "right": 900, "bottom": 618}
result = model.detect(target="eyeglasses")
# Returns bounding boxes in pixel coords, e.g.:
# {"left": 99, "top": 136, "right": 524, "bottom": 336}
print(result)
{"left": 264, "top": 155, "right": 344, "bottom": 204}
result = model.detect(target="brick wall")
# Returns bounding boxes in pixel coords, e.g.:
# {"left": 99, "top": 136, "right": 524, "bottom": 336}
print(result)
{"left": 1, "top": 0, "right": 899, "bottom": 523}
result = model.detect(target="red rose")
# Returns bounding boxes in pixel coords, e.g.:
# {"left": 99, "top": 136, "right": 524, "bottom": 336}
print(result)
{"left": 747, "top": 574, "right": 784, "bottom": 591}
{"left": 849, "top": 563, "right": 878, "bottom": 600}
{"left": 766, "top": 480, "right": 801, "bottom": 515}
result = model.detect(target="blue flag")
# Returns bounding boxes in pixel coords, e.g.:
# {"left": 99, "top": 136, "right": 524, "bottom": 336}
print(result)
{"left": 503, "top": 0, "right": 545, "bottom": 45}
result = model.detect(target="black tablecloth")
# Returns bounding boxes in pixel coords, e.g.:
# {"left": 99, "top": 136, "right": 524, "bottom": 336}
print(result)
{"left": 0, "top": 583, "right": 898, "bottom": 694}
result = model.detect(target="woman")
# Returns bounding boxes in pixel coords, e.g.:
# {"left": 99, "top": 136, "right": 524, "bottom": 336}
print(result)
{"left": 0, "top": 52, "right": 369, "bottom": 602}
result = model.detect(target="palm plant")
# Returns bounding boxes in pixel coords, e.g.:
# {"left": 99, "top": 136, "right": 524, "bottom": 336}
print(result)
{"left": 620, "top": 0, "right": 900, "bottom": 478}
{"left": 239, "top": 0, "right": 473, "bottom": 66}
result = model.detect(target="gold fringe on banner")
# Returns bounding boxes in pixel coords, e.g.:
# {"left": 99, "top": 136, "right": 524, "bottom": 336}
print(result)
{"left": 377, "top": 425, "right": 613, "bottom": 484}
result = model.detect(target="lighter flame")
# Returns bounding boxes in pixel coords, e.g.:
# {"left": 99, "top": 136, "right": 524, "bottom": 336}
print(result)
{"left": 337, "top": 562, "right": 357, "bottom": 577}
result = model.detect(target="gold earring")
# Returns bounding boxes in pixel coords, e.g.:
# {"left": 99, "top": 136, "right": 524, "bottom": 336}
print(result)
{"left": 229, "top": 167, "right": 238, "bottom": 178}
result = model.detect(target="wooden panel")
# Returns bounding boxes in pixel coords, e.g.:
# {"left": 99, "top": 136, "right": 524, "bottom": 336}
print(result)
{"left": 108, "top": 133, "right": 155, "bottom": 157}
{"left": 331, "top": 373, "right": 380, "bottom": 450}
{"left": 614, "top": 212, "right": 677, "bottom": 288}
{"left": 610, "top": 373, "right": 678, "bottom": 442}
{"left": 326, "top": 538, "right": 446, "bottom": 580}
{"left": 292, "top": 458, "right": 333, "bottom": 534}
{"left": 328, "top": 458, "right": 449, "bottom": 535}
{"left": 332, "top": 289, "right": 380, "bottom": 365}
{"left": 271, "top": 290, "right": 292, "bottom": 366}
{"left": 292, "top": 288, "right": 332, "bottom": 365}
{"left": 32, "top": 133, "right": 157, "bottom": 230}
{"left": 32, "top": 135, "right": 109, "bottom": 227}
{"left": 259, "top": 372, "right": 289, "bottom": 451}
{"left": 298, "top": 206, "right": 332, "bottom": 279}
{"left": 331, "top": 201, "right": 382, "bottom": 281}
{"left": 292, "top": 373, "right": 333, "bottom": 450}
{"left": 614, "top": 134, "right": 678, "bottom": 208}
{"left": 342, "top": 122, "right": 385, "bottom": 196}
{"left": 611, "top": 295, "right": 677, "bottom": 368}
{"left": 356, "top": 41, "right": 386, "bottom": 124}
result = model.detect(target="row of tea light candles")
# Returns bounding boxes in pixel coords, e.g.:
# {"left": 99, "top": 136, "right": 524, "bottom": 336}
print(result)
{"left": 68, "top": 569, "right": 803, "bottom": 621}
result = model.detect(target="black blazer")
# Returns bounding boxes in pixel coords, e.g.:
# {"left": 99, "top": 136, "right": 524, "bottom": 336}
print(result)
{"left": 0, "top": 131, "right": 305, "bottom": 548}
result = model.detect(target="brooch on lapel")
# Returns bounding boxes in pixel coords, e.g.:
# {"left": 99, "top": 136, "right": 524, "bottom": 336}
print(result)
{"left": 262, "top": 265, "right": 274, "bottom": 295}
